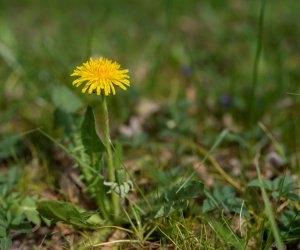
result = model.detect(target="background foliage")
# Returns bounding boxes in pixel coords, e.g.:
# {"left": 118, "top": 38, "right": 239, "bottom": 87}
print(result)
{"left": 0, "top": 0, "right": 300, "bottom": 249}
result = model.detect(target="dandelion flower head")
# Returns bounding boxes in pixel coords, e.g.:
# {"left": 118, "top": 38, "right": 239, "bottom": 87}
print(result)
{"left": 71, "top": 57, "right": 130, "bottom": 96}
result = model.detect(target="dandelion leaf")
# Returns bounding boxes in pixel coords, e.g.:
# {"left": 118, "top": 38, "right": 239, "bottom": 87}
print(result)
{"left": 37, "top": 200, "right": 103, "bottom": 229}
{"left": 154, "top": 180, "right": 203, "bottom": 218}
{"left": 81, "top": 106, "right": 105, "bottom": 164}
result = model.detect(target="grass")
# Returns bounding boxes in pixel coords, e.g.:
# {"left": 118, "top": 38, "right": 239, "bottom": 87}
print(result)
{"left": 255, "top": 154, "right": 284, "bottom": 250}
{"left": 0, "top": 0, "right": 300, "bottom": 249}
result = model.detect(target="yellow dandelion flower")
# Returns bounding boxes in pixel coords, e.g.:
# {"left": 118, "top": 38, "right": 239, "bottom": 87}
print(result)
{"left": 71, "top": 57, "right": 130, "bottom": 96}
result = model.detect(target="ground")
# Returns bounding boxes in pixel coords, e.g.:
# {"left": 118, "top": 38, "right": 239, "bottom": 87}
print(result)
{"left": 0, "top": 0, "right": 300, "bottom": 249}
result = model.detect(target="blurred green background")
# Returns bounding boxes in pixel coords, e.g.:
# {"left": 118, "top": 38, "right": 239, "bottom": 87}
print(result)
{"left": 1, "top": 0, "right": 300, "bottom": 153}
{"left": 1, "top": 1, "right": 300, "bottom": 248}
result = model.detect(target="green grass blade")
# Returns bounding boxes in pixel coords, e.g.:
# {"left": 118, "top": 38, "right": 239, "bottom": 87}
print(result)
{"left": 255, "top": 155, "right": 285, "bottom": 250}
{"left": 177, "top": 129, "right": 229, "bottom": 193}
{"left": 249, "top": 0, "right": 267, "bottom": 124}
{"left": 206, "top": 216, "right": 246, "bottom": 250}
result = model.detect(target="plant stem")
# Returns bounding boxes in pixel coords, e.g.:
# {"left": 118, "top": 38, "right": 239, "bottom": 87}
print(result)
{"left": 249, "top": 0, "right": 266, "bottom": 125}
{"left": 102, "top": 96, "right": 120, "bottom": 220}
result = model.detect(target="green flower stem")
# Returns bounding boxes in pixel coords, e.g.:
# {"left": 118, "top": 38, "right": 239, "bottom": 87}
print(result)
{"left": 102, "top": 96, "right": 120, "bottom": 220}
{"left": 249, "top": 0, "right": 266, "bottom": 125}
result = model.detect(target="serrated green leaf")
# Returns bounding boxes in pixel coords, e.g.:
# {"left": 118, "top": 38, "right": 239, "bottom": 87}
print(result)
{"left": 37, "top": 200, "right": 103, "bottom": 229}
{"left": 272, "top": 176, "right": 296, "bottom": 193}
{"left": 203, "top": 186, "right": 249, "bottom": 216}
{"left": 24, "top": 210, "right": 40, "bottom": 225}
{"left": 81, "top": 106, "right": 105, "bottom": 163}
{"left": 202, "top": 199, "right": 218, "bottom": 213}
{"left": 165, "top": 180, "right": 204, "bottom": 202}
{"left": 213, "top": 186, "right": 236, "bottom": 202}
{"left": 154, "top": 200, "right": 189, "bottom": 218}
{"left": 11, "top": 214, "right": 25, "bottom": 225}
{"left": 21, "top": 197, "right": 41, "bottom": 225}
{"left": 52, "top": 85, "right": 83, "bottom": 113}
{"left": 37, "top": 200, "right": 81, "bottom": 223}
{"left": 285, "top": 193, "right": 300, "bottom": 202}
{"left": 176, "top": 180, "right": 204, "bottom": 200}
{"left": 154, "top": 181, "right": 203, "bottom": 218}
{"left": 154, "top": 205, "right": 172, "bottom": 219}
